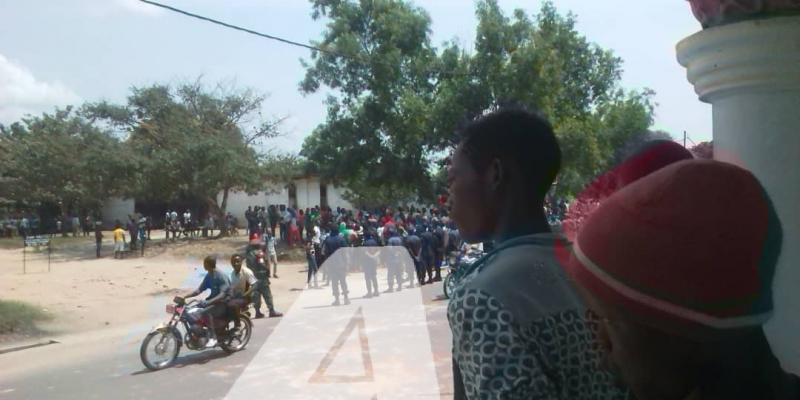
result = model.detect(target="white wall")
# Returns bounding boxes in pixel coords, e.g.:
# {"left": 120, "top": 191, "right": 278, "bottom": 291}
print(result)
{"left": 219, "top": 178, "right": 353, "bottom": 226}
{"left": 219, "top": 189, "right": 266, "bottom": 227}
{"left": 327, "top": 184, "right": 354, "bottom": 210}
{"left": 297, "top": 177, "right": 322, "bottom": 210}
{"left": 264, "top": 182, "right": 288, "bottom": 210}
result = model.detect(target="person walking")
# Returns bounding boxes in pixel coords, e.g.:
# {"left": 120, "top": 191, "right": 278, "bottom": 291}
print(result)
{"left": 83, "top": 215, "right": 92, "bottom": 237}
{"left": 362, "top": 232, "right": 380, "bottom": 298}
{"left": 146, "top": 215, "right": 152, "bottom": 240}
{"left": 305, "top": 241, "right": 319, "bottom": 289}
{"left": 265, "top": 233, "right": 279, "bottom": 278}
{"left": 94, "top": 221, "right": 103, "bottom": 258}
{"left": 323, "top": 228, "right": 348, "bottom": 305}
{"left": 19, "top": 216, "right": 29, "bottom": 239}
{"left": 268, "top": 205, "right": 279, "bottom": 238}
{"left": 127, "top": 216, "right": 137, "bottom": 251}
{"left": 113, "top": 222, "right": 126, "bottom": 259}
{"left": 404, "top": 228, "right": 423, "bottom": 288}
{"left": 245, "top": 234, "right": 282, "bottom": 319}
{"left": 280, "top": 205, "right": 290, "bottom": 243}
{"left": 138, "top": 220, "right": 147, "bottom": 256}
{"left": 419, "top": 226, "right": 436, "bottom": 284}
{"left": 432, "top": 222, "right": 445, "bottom": 282}
{"left": 71, "top": 215, "right": 80, "bottom": 237}
{"left": 384, "top": 230, "right": 404, "bottom": 292}
{"left": 245, "top": 206, "right": 254, "bottom": 237}
{"left": 297, "top": 209, "right": 306, "bottom": 242}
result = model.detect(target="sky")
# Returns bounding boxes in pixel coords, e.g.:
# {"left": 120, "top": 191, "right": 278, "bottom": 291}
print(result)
{"left": 0, "top": 0, "right": 712, "bottom": 152}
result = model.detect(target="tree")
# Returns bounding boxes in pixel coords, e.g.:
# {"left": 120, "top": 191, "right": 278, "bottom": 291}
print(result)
{"left": 429, "top": 1, "right": 655, "bottom": 196}
{"left": 302, "top": 0, "right": 656, "bottom": 201}
{"left": 85, "top": 80, "right": 284, "bottom": 220}
{"left": 0, "top": 107, "right": 135, "bottom": 216}
{"left": 261, "top": 152, "right": 311, "bottom": 198}
{"left": 300, "top": 0, "right": 439, "bottom": 203}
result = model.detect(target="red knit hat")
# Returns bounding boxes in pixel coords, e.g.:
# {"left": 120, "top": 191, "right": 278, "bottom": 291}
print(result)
{"left": 563, "top": 140, "right": 694, "bottom": 241}
{"left": 561, "top": 159, "right": 780, "bottom": 331}
{"left": 249, "top": 232, "right": 261, "bottom": 245}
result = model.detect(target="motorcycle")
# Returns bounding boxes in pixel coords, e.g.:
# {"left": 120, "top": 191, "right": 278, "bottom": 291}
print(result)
{"left": 442, "top": 245, "right": 484, "bottom": 299}
{"left": 139, "top": 296, "right": 252, "bottom": 371}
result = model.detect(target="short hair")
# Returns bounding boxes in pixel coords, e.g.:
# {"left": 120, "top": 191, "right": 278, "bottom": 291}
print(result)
{"left": 230, "top": 254, "right": 242, "bottom": 263}
{"left": 204, "top": 256, "right": 217, "bottom": 268}
{"left": 458, "top": 108, "right": 561, "bottom": 200}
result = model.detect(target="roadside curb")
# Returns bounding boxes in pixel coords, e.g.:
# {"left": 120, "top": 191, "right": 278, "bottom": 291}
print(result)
{"left": 0, "top": 339, "right": 59, "bottom": 355}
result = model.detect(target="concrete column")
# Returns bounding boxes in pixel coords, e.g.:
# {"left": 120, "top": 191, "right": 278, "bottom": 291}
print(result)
{"left": 678, "top": 16, "right": 800, "bottom": 372}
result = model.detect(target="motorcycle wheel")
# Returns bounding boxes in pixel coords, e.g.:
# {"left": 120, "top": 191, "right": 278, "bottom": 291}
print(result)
{"left": 140, "top": 329, "right": 180, "bottom": 371}
{"left": 443, "top": 274, "right": 456, "bottom": 299}
{"left": 219, "top": 316, "right": 252, "bottom": 353}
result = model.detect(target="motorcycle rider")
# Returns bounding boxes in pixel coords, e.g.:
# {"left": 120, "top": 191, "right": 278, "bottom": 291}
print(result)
{"left": 182, "top": 255, "right": 230, "bottom": 348}
{"left": 228, "top": 254, "right": 256, "bottom": 329}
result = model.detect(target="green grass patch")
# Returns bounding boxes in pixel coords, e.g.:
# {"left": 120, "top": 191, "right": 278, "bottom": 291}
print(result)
{"left": 0, "top": 300, "right": 53, "bottom": 334}
{"left": 0, "top": 238, "right": 24, "bottom": 250}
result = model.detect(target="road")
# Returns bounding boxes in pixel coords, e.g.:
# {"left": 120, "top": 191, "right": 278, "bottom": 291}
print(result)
{"left": 0, "top": 263, "right": 454, "bottom": 400}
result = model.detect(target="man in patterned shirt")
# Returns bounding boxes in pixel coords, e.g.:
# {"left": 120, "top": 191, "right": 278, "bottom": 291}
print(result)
{"left": 446, "top": 108, "right": 627, "bottom": 400}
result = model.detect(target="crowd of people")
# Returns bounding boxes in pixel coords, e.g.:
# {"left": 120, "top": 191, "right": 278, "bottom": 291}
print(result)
{"left": 163, "top": 209, "right": 238, "bottom": 240}
{"left": 238, "top": 200, "right": 467, "bottom": 305}
{"left": 0, "top": 213, "right": 104, "bottom": 239}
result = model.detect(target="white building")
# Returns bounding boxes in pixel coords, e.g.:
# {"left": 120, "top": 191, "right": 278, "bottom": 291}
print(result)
{"left": 220, "top": 176, "right": 353, "bottom": 225}
{"left": 101, "top": 176, "right": 353, "bottom": 228}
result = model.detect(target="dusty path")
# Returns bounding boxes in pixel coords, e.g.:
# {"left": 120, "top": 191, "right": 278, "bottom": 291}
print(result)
{"left": 0, "top": 232, "right": 299, "bottom": 344}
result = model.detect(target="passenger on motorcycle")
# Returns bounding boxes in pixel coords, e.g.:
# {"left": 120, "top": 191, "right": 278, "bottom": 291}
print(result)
{"left": 228, "top": 254, "right": 256, "bottom": 328}
{"left": 182, "top": 255, "right": 231, "bottom": 348}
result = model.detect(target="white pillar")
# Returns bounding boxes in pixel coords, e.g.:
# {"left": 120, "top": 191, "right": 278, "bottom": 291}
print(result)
{"left": 678, "top": 16, "right": 800, "bottom": 373}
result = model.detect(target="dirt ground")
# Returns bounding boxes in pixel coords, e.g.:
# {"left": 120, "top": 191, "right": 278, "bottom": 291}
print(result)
{"left": 0, "top": 231, "right": 308, "bottom": 345}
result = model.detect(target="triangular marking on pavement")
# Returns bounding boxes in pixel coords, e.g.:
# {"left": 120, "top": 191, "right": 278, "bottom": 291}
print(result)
{"left": 309, "top": 307, "right": 374, "bottom": 384}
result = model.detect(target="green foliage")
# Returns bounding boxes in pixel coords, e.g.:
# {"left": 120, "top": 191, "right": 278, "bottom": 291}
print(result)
{"left": 431, "top": 1, "right": 655, "bottom": 196}
{"left": 262, "top": 153, "right": 308, "bottom": 188}
{"left": 84, "top": 80, "right": 284, "bottom": 216}
{"left": 300, "top": 0, "right": 438, "bottom": 203}
{"left": 0, "top": 107, "right": 135, "bottom": 214}
{"left": 301, "top": 0, "right": 656, "bottom": 200}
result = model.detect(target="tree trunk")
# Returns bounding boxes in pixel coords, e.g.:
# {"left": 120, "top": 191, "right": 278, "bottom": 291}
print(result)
{"left": 208, "top": 187, "right": 230, "bottom": 238}
{"left": 220, "top": 187, "right": 230, "bottom": 218}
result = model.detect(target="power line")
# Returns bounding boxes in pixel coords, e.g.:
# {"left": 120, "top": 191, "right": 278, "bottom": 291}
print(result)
{"left": 137, "top": 0, "right": 468, "bottom": 80}
{"left": 138, "top": 0, "right": 335, "bottom": 55}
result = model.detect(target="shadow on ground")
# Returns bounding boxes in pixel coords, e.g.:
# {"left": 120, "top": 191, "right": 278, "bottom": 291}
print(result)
{"left": 130, "top": 350, "right": 231, "bottom": 375}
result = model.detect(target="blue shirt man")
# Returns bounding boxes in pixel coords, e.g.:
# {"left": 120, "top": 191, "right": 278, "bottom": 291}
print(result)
{"left": 199, "top": 268, "right": 230, "bottom": 301}
{"left": 182, "top": 256, "right": 231, "bottom": 347}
